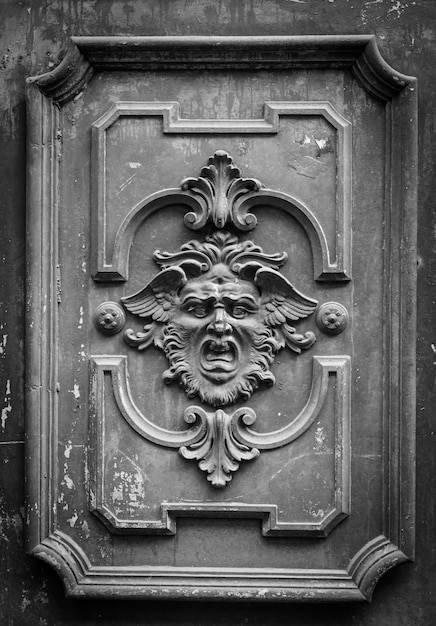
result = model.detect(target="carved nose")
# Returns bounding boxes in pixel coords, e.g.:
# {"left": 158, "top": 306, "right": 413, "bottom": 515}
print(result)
{"left": 207, "top": 307, "right": 232, "bottom": 336}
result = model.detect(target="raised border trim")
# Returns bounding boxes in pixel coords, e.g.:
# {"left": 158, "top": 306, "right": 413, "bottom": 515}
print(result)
{"left": 26, "top": 35, "right": 417, "bottom": 602}
{"left": 28, "top": 36, "right": 415, "bottom": 104}
{"left": 32, "top": 531, "right": 408, "bottom": 602}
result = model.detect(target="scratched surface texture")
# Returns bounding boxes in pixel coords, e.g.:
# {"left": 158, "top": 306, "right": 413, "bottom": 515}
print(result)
{"left": 1, "top": 0, "right": 435, "bottom": 624}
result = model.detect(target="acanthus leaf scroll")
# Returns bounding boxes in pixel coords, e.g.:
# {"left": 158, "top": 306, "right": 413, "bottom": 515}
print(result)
{"left": 122, "top": 230, "right": 317, "bottom": 408}
{"left": 180, "top": 406, "right": 260, "bottom": 488}
{"left": 181, "top": 150, "right": 263, "bottom": 231}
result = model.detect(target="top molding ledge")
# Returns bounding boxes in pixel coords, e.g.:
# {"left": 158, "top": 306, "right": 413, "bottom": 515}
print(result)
{"left": 27, "top": 35, "right": 416, "bottom": 105}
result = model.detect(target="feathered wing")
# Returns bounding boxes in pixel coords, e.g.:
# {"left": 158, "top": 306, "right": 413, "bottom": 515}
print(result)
{"left": 255, "top": 267, "right": 317, "bottom": 353}
{"left": 121, "top": 267, "right": 186, "bottom": 322}
{"left": 121, "top": 267, "right": 187, "bottom": 349}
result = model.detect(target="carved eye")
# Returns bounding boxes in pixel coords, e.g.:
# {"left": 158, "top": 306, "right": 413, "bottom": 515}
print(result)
{"left": 190, "top": 305, "right": 209, "bottom": 318}
{"left": 231, "top": 306, "right": 248, "bottom": 319}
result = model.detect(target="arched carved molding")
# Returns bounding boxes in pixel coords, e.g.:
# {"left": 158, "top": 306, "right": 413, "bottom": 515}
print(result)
{"left": 90, "top": 355, "right": 205, "bottom": 448}
{"left": 233, "top": 356, "right": 350, "bottom": 449}
{"left": 93, "top": 176, "right": 345, "bottom": 283}
{"left": 92, "top": 189, "right": 202, "bottom": 282}
{"left": 27, "top": 36, "right": 414, "bottom": 105}
{"left": 234, "top": 190, "right": 344, "bottom": 282}
{"left": 92, "top": 101, "right": 350, "bottom": 282}
{"left": 100, "top": 186, "right": 340, "bottom": 283}
{"left": 32, "top": 531, "right": 407, "bottom": 601}
{"left": 90, "top": 355, "right": 349, "bottom": 496}
{"left": 91, "top": 355, "right": 349, "bottom": 452}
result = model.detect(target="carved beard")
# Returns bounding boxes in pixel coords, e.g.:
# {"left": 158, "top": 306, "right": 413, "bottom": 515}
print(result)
{"left": 159, "top": 322, "right": 282, "bottom": 407}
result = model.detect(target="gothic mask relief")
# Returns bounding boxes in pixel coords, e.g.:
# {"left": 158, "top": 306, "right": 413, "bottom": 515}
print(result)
{"left": 122, "top": 231, "right": 317, "bottom": 407}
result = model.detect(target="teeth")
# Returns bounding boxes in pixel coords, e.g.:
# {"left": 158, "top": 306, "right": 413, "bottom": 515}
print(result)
{"left": 209, "top": 341, "right": 229, "bottom": 352}
{"left": 206, "top": 352, "right": 233, "bottom": 362}
{"left": 205, "top": 341, "right": 234, "bottom": 362}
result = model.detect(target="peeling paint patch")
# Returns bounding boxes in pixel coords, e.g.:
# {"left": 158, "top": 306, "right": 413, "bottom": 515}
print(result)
{"left": 62, "top": 463, "right": 75, "bottom": 490}
{"left": 296, "top": 134, "right": 311, "bottom": 145}
{"left": 64, "top": 442, "right": 72, "bottom": 458}
{"left": 0, "top": 333, "right": 7, "bottom": 355}
{"left": 314, "top": 137, "right": 333, "bottom": 155}
{"left": 387, "top": 0, "right": 408, "bottom": 19}
{"left": 237, "top": 141, "right": 248, "bottom": 156}
{"left": 71, "top": 383, "right": 80, "bottom": 400}
{"left": 314, "top": 426, "right": 328, "bottom": 452}
{"left": 110, "top": 453, "right": 149, "bottom": 517}
{"left": 1, "top": 379, "right": 12, "bottom": 430}
{"left": 78, "top": 306, "right": 84, "bottom": 329}
{"left": 0, "top": 510, "right": 23, "bottom": 545}
{"left": 307, "top": 503, "right": 326, "bottom": 519}
{"left": 81, "top": 519, "right": 90, "bottom": 539}
{"left": 67, "top": 511, "right": 78, "bottom": 527}
{"left": 58, "top": 492, "right": 68, "bottom": 511}
{"left": 21, "top": 590, "right": 31, "bottom": 612}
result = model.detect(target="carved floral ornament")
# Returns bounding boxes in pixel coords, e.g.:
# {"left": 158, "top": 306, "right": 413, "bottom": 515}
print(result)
{"left": 180, "top": 149, "right": 263, "bottom": 230}
{"left": 97, "top": 151, "right": 348, "bottom": 487}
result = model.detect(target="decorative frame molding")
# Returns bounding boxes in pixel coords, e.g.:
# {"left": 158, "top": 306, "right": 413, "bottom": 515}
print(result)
{"left": 90, "top": 355, "right": 350, "bottom": 508}
{"left": 91, "top": 105, "right": 351, "bottom": 282}
{"left": 33, "top": 530, "right": 409, "bottom": 601}
{"left": 28, "top": 35, "right": 415, "bottom": 104}
{"left": 26, "top": 35, "right": 417, "bottom": 602}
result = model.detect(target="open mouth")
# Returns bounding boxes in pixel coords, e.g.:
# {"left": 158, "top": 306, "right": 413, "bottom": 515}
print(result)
{"left": 200, "top": 340, "right": 238, "bottom": 376}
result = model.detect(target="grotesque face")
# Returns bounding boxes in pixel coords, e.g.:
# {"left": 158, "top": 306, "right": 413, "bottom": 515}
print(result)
{"left": 159, "top": 263, "right": 281, "bottom": 406}
{"left": 122, "top": 231, "right": 317, "bottom": 407}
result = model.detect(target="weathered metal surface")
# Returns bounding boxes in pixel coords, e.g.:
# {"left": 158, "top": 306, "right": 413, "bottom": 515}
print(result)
{"left": 1, "top": 1, "right": 435, "bottom": 624}
{"left": 24, "top": 33, "right": 416, "bottom": 603}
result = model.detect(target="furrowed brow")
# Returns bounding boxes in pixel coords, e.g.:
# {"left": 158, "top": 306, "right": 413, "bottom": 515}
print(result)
{"left": 222, "top": 295, "right": 259, "bottom": 308}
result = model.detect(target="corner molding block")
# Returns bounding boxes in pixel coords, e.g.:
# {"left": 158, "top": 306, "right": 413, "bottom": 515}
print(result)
{"left": 29, "top": 36, "right": 414, "bottom": 105}
{"left": 32, "top": 531, "right": 408, "bottom": 602}
{"left": 91, "top": 101, "right": 351, "bottom": 282}
{"left": 27, "top": 44, "right": 93, "bottom": 106}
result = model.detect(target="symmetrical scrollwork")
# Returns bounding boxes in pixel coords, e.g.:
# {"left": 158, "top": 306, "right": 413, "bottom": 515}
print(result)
{"left": 90, "top": 355, "right": 350, "bottom": 491}
{"left": 122, "top": 231, "right": 317, "bottom": 407}
{"left": 179, "top": 406, "right": 259, "bottom": 488}
{"left": 181, "top": 150, "right": 263, "bottom": 230}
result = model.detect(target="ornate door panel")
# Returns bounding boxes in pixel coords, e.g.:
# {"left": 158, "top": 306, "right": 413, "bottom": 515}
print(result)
{"left": 26, "top": 36, "right": 417, "bottom": 601}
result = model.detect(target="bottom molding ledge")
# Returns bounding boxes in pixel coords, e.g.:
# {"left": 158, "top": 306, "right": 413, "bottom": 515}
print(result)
{"left": 30, "top": 531, "right": 410, "bottom": 602}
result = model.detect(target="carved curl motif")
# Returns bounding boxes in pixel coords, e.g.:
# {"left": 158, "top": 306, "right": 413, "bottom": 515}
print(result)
{"left": 122, "top": 231, "right": 317, "bottom": 408}
{"left": 180, "top": 406, "right": 259, "bottom": 488}
{"left": 181, "top": 150, "right": 263, "bottom": 230}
